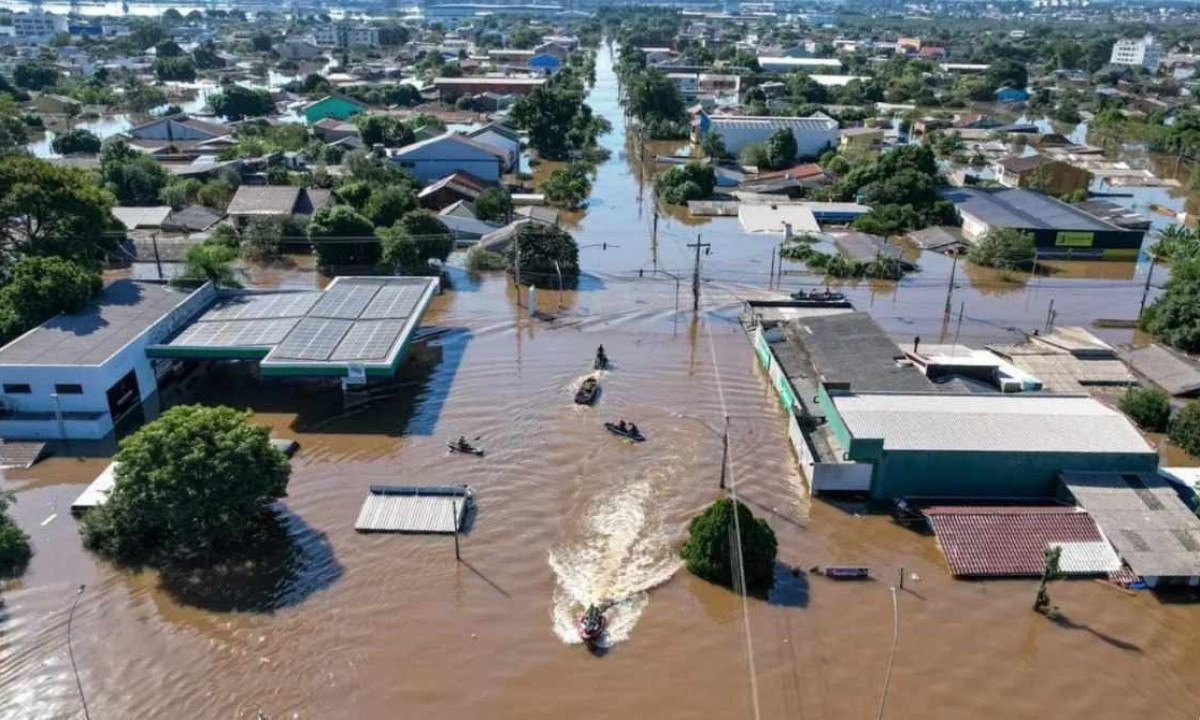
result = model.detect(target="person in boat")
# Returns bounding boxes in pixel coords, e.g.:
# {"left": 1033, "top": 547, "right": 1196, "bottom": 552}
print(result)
{"left": 617, "top": 419, "right": 627, "bottom": 432}
{"left": 628, "top": 422, "right": 639, "bottom": 437}
{"left": 457, "top": 435, "right": 470, "bottom": 451}
{"left": 596, "top": 345, "right": 608, "bottom": 367}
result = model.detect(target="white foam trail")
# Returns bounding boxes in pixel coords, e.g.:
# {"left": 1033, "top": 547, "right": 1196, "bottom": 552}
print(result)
{"left": 548, "top": 472, "right": 681, "bottom": 647}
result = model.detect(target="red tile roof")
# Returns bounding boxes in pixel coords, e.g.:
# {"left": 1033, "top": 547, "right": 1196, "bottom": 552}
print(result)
{"left": 925, "top": 506, "right": 1105, "bottom": 577}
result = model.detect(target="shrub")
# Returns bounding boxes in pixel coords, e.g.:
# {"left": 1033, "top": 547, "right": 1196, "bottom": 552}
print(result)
{"left": 1169, "top": 402, "right": 1200, "bottom": 457}
{"left": 967, "top": 227, "right": 1037, "bottom": 270}
{"left": 654, "top": 161, "right": 715, "bottom": 205}
{"left": 0, "top": 493, "right": 31, "bottom": 578}
{"left": 1119, "top": 386, "right": 1171, "bottom": 432}
{"left": 681, "top": 498, "right": 777, "bottom": 593}
{"left": 466, "top": 245, "right": 507, "bottom": 272}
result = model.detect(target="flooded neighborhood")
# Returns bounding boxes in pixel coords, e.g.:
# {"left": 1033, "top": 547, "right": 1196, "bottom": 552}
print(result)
{"left": 1, "top": 2, "right": 1200, "bottom": 719}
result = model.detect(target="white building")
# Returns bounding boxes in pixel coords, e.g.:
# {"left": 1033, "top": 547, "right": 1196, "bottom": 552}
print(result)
{"left": 11, "top": 11, "right": 68, "bottom": 39}
{"left": 313, "top": 23, "right": 380, "bottom": 49}
{"left": 0, "top": 281, "right": 215, "bottom": 441}
{"left": 1110, "top": 34, "right": 1160, "bottom": 71}
{"left": 693, "top": 112, "right": 839, "bottom": 159}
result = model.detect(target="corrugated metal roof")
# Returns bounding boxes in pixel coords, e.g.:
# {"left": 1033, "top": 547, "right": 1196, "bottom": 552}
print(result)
{"left": 708, "top": 115, "right": 839, "bottom": 133}
{"left": 941, "top": 187, "right": 1125, "bottom": 233}
{"left": 832, "top": 392, "right": 1153, "bottom": 453}
{"left": 1121, "top": 344, "right": 1200, "bottom": 397}
{"left": 1062, "top": 471, "right": 1200, "bottom": 578}
{"left": 355, "top": 485, "right": 472, "bottom": 533}
{"left": 926, "top": 505, "right": 1117, "bottom": 577}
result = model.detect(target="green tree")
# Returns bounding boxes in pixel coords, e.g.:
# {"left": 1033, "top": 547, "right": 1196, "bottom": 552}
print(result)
{"left": 541, "top": 163, "right": 593, "bottom": 209}
{"left": 623, "top": 68, "right": 685, "bottom": 137}
{"left": 0, "top": 256, "right": 101, "bottom": 344}
{"left": 654, "top": 161, "right": 715, "bottom": 205}
{"left": 1170, "top": 402, "right": 1200, "bottom": 457}
{"left": 155, "top": 39, "right": 183, "bottom": 58}
{"left": 13, "top": 63, "right": 57, "bottom": 90}
{"left": 0, "top": 155, "right": 114, "bottom": 261}
{"left": 251, "top": 31, "right": 273, "bottom": 53}
{"left": 681, "top": 498, "right": 777, "bottom": 593}
{"left": 510, "top": 26, "right": 539, "bottom": 49}
{"left": 967, "top": 228, "right": 1037, "bottom": 270}
{"left": 209, "top": 84, "right": 275, "bottom": 121}
{"left": 765, "top": 128, "right": 798, "bottom": 169}
{"left": 1148, "top": 224, "right": 1200, "bottom": 264}
{"left": 79, "top": 405, "right": 290, "bottom": 565}
{"left": 241, "top": 218, "right": 283, "bottom": 262}
{"left": 987, "top": 58, "right": 1028, "bottom": 90}
{"left": 355, "top": 114, "right": 416, "bottom": 148}
{"left": 1119, "top": 386, "right": 1171, "bottom": 432}
{"left": 196, "top": 179, "right": 235, "bottom": 209}
{"left": 700, "top": 130, "right": 727, "bottom": 160}
{"left": 308, "top": 205, "right": 377, "bottom": 268}
{"left": 1140, "top": 257, "right": 1200, "bottom": 352}
{"left": 506, "top": 222, "right": 579, "bottom": 288}
{"left": 154, "top": 56, "right": 197, "bottom": 82}
{"left": 378, "top": 212, "right": 453, "bottom": 274}
{"left": 473, "top": 187, "right": 512, "bottom": 223}
{"left": 362, "top": 184, "right": 417, "bottom": 228}
{"left": 50, "top": 128, "right": 101, "bottom": 155}
{"left": 177, "top": 243, "right": 241, "bottom": 287}
{"left": 100, "top": 138, "right": 173, "bottom": 206}
{"left": 0, "top": 492, "right": 31, "bottom": 578}
{"left": 1033, "top": 545, "right": 1063, "bottom": 616}
{"left": 192, "top": 42, "right": 226, "bottom": 70}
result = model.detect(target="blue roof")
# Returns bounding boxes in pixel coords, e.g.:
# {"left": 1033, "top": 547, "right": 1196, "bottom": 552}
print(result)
{"left": 529, "top": 54, "right": 562, "bottom": 67}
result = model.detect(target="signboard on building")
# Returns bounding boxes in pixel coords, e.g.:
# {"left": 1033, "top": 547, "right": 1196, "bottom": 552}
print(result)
{"left": 1055, "top": 231, "right": 1095, "bottom": 247}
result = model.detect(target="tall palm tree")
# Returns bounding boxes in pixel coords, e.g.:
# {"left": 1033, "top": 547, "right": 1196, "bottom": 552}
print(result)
{"left": 1149, "top": 223, "right": 1199, "bottom": 263}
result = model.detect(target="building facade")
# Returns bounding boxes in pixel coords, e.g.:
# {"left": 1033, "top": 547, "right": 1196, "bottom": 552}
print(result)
{"left": 314, "top": 23, "right": 380, "bottom": 48}
{"left": 12, "top": 11, "right": 68, "bottom": 39}
{"left": 1110, "top": 34, "right": 1160, "bottom": 70}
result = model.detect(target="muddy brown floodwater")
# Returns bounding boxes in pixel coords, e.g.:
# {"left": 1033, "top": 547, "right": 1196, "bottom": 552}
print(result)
{"left": 3, "top": 46, "right": 1200, "bottom": 720}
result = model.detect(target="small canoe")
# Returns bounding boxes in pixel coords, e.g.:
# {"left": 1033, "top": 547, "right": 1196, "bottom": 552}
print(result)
{"left": 575, "top": 376, "right": 599, "bottom": 405}
{"left": 448, "top": 443, "right": 484, "bottom": 456}
{"left": 818, "top": 566, "right": 870, "bottom": 580}
{"left": 604, "top": 422, "right": 645, "bottom": 442}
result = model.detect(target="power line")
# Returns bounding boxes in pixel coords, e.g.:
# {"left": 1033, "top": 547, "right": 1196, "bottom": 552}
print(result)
{"left": 67, "top": 584, "right": 90, "bottom": 720}
{"left": 875, "top": 586, "right": 900, "bottom": 720}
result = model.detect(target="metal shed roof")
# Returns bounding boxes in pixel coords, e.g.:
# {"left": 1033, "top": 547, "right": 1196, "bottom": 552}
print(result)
{"left": 1120, "top": 344, "right": 1200, "bottom": 397}
{"left": 1062, "top": 471, "right": 1200, "bottom": 579}
{"left": 355, "top": 485, "right": 471, "bottom": 533}
{"left": 831, "top": 392, "right": 1154, "bottom": 454}
{"left": 941, "top": 187, "right": 1124, "bottom": 233}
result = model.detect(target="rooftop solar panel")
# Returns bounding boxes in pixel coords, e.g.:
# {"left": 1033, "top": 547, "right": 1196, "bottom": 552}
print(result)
{"left": 309, "top": 282, "right": 378, "bottom": 319}
{"left": 330, "top": 319, "right": 408, "bottom": 361}
{"left": 271, "top": 317, "right": 352, "bottom": 361}
{"left": 203, "top": 292, "right": 321, "bottom": 321}
{"left": 360, "top": 283, "right": 423, "bottom": 320}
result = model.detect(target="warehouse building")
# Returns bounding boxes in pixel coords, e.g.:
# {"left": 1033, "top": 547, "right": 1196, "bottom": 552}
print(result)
{"left": 0, "top": 277, "right": 439, "bottom": 441}
{"left": 941, "top": 187, "right": 1146, "bottom": 260}
{"left": 815, "top": 386, "right": 1159, "bottom": 500}
{"left": 692, "top": 111, "right": 839, "bottom": 159}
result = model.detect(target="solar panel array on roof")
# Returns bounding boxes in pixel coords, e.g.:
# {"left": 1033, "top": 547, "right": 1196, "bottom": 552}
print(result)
{"left": 361, "top": 284, "right": 424, "bottom": 320}
{"left": 309, "top": 282, "right": 376, "bottom": 319}
{"left": 170, "top": 318, "right": 300, "bottom": 347}
{"left": 203, "top": 292, "right": 321, "bottom": 321}
{"left": 330, "top": 320, "right": 408, "bottom": 362}
{"left": 272, "top": 318, "right": 352, "bottom": 361}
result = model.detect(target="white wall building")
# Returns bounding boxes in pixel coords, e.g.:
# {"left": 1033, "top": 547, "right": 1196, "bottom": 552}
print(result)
{"left": 1110, "top": 34, "right": 1161, "bottom": 71}
{"left": 0, "top": 281, "right": 215, "bottom": 441}
{"left": 10, "top": 11, "right": 68, "bottom": 40}
{"left": 313, "top": 23, "right": 380, "bottom": 49}
{"left": 694, "top": 112, "right": 840, "bottom": 159}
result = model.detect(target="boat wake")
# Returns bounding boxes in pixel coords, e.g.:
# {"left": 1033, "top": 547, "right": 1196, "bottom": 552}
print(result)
{"left": 548, "top": 473, "right": 681, "bottom": 647}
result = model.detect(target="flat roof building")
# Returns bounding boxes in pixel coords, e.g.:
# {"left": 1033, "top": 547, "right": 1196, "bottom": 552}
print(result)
{"left": 941, "top": 187, "right": 1146, "bottom": 260}
{"left": 0, "top": 277, "right": 439, "bottom": 441}
{"left": 816, "top": 387, "right": 1159, "bottom": 500}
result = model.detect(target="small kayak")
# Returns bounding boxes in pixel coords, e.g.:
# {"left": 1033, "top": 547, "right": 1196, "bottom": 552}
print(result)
{"left": 604, "top": 422, "right": 645, "bottom": 442}
{"left": 575, "top": 376, "right": 599, "bottom": 405}
{"left": 448, "top": 443, "right": 484, "bottom": 457}
{"left": 813, "top": 565, "right": 870, "bottom": 580}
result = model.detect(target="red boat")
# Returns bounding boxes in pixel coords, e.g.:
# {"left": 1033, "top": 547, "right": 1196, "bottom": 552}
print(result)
{"left": 577, "top": 606, "right": 607, "bottom": 643}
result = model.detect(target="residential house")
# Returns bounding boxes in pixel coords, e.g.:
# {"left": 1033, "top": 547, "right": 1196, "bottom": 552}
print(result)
{"left": 432, "top": 77, "right": 546, "bottom": 102}
{"left": 465, "top": 123, "right": 521, "bottom": 172}
{"left": 302, "top": 95, "right": 368, "bottom": 124}
{"left": 895, "top": 37, "right": 922, "bottom": 55}
{"left": 279, "top": 39, "right": 322, "bottom": 62}
{"left": 994, "top": 154, "right": 1092, "bottom": 198}
{"left": 529, "top": 53, "right": 562, "bottom": 76}
{"left": 124, "top": 114, "right": 233, "bottom": 156}
{"left": 311, "top": 117, "right": 361, "bottom": 144}
{"left": 639, "top": 47, "right": 677, "bottom": 65}
{"left": 995, "top": 87, "right": 1029, "bottom": 103}
{"left": 839, "top": 126, "right": 885, "bottom": 151}
{"left": 390, "top": 132, "right": 505, "bottom": 185}
{"left": 225, "top": 186, "right": 333, "bottom": 227}
{"left": 417, "top": 171, "right": 492, "bottom": 210}
{"left": 692, "top": 111, "right": 839, "bottom": 158}
{"left": 533, "top": 41, "right": 570, "bottom": 64}
{"left": 668, "top": 73, "right": 699, "bottom": 100}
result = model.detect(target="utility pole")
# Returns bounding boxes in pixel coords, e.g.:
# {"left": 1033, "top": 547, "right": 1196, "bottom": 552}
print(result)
{"left": 943, "top": 250, "right": 959, "bottom": 317}
{"left": 152, "top": 232, "right": 163, "bottom": 282}
{"left": 513, "top": 232, "right": 521, "bottom": 303}
{"left": 688, "top": 234, "right": 711, "bottom": 312}
{"left": 1139, "top": 255, "right": 1158, "bottom": 320}
{"left": 651, "top": 199, "right": 659, "bottom": 272}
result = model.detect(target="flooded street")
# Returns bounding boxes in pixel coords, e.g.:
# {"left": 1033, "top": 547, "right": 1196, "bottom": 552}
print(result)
{"left": 3, "top": 47, "right": 1200, "bottom": 720}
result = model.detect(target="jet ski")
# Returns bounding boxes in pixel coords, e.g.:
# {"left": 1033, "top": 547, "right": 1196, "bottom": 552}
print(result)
{"left": 577, "top": 604, "right": 607, "bottom": 643}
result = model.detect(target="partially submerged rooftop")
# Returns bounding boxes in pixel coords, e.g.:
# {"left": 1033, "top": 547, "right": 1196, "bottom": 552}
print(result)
{"left": 0, "top": 280, "right": 194, "bottom": 367}
{"left": 1119, "top": 344, "right": 1200, "bottom": 397}
{"left": 149, "top": 277, "right": 440, "bottom": 378}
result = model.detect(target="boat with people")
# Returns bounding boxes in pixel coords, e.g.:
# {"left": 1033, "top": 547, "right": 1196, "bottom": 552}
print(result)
{"left": 791, "top": 287, "right": 846, "bottom": 302}
{"left": 577, "top": 604, "right": 607, "bottom": 643}
{"left": 575, "top": 376, "right": 600, "bottom": 405}
{"left": 812, "top": 565, "right": 871, "bottom": 580}
{"left": 448, "top": 436, "right": 484, "bottom": 456}
{"left": 594, "top": 344, "right": 610, "bottom": 371}
{"left": 604, "top": 420, "right": 645, "bottom": 442}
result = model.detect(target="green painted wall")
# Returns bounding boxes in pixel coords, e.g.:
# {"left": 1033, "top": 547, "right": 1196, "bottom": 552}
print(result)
{"left": 816, "top": 383, "right": 853, "bottom": 450}
{"left": 870, "top": 449, "right": 1160, "bottom": 499}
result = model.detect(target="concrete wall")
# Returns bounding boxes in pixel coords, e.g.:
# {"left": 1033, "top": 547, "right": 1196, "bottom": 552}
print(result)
{"left": 708, "top": 119, "right": 838, "bottom": 158}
